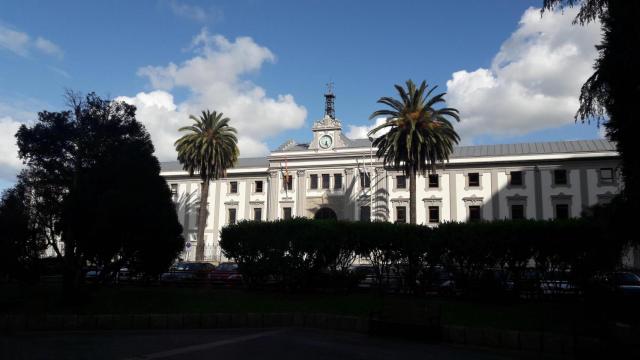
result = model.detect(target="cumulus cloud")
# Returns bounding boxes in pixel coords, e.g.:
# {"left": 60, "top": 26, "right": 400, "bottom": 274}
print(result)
{"left": 0, "top": 116, "right": 24, "bottom": 182}
{"left": 445, "top": 7, "right": 601, "bottom": 143}
{"left": 346, "top": 117, "right": 389, "bottom": 139}
{"left": 120, "top": 29, "right": 307, "bottom": 160}
{"left": 0, "top": 23, "right": 63, "bottom": 59}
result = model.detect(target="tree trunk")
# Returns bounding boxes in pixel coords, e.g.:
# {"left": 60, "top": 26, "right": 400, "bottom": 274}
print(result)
{"left": 195, "top": 180, "right": 209, "bottom": 261}
{"left": 409, "top": 168, "right": 417, "bottom": 224}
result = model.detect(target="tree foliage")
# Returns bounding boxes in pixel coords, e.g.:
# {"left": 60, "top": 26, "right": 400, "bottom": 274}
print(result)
{"left": 368, "top": 80, "right": 460, "bottom": 224}
{"left": 175, "top": 110, "right": 239, "bottom": 260}
{"left": 543, "top": 1, "right": 640, "bottom": 218}
{"left": 15, "top": 92, "right": 184, "bottom": 286}
{"left": 0, "top": 183, "right": 44, "bottom": 282}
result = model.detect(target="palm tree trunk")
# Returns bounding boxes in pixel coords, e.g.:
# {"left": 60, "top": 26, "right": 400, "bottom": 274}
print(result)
{"left": 409, "top": 168, "right": 417, "bottom": 224}
{"left": 196, "top": 180, "right": 209, "bottom": 261}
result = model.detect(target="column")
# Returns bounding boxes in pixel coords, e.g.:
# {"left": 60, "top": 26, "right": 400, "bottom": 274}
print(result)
{"left": 343, "top": 168, "right": 355, "bottom": 220}
{"left": 296, "top": 170, "right": 306, "bottom": 217}
{"left": 267, "top": 170, "right": 279, "bottom": 220}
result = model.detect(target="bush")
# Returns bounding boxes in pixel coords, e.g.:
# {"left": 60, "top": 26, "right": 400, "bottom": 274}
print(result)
{"left": 220, "top": 217, "right": 623, "bottom": 295}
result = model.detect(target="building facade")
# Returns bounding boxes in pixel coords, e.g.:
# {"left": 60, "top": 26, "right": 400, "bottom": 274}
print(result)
{"left": 161, "top": 111, "right": 622, "bottom": 262}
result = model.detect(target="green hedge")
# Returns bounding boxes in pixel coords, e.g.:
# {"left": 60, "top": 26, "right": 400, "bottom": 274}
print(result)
{"left": 220, "top": 218, "right": 624, "bottom": 294}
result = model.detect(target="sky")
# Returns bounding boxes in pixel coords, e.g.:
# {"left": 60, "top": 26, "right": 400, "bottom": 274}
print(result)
{"left": 0, "top": 0, "right": 604, "bottom": 191}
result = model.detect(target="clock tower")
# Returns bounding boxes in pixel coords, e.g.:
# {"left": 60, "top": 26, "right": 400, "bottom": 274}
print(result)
{"left": 309, "top": 83, "right": 348, "bottom": 151}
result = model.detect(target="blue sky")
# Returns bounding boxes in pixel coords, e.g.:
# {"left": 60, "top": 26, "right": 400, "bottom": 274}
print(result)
{"left": 0, "top": 0, "right": 603, "bottom": 190}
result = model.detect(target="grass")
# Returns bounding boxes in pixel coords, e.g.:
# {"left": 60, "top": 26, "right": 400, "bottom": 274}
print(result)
{"left": 0, "top": 282, "right": 609, "bottom": 335}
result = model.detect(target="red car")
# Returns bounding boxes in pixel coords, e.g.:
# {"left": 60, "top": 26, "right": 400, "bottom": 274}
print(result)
{"left": 209, "top": 262, "right": 242, "bottom": 286}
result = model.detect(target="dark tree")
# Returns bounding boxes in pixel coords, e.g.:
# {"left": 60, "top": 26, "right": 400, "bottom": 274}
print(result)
{"left": 543, "top": 1, "right": 640, "bottom": 215}
{"left": 16, "top": 92, "right": 184, "bottom": 288}
{"left": 0, "top": 183, "right": 44, "bottom": 282}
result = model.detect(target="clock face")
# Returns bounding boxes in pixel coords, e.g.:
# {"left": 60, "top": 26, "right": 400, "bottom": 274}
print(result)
{"left": 319, "top": 135, "right": 333, "bottom": 149}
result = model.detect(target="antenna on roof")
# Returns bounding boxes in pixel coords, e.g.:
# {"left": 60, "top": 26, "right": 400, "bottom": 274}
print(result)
{"left": 324, "top": 81, "right": 335, "bottom": 119}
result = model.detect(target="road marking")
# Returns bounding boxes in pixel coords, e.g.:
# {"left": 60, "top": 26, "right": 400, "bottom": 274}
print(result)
{"left": 123, "top": 329, "right": 284, "bottom": 359}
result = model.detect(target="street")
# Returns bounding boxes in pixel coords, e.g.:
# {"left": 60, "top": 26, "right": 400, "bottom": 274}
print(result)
{"left": 1, "top": 327, "right": 529, "bottom": 360}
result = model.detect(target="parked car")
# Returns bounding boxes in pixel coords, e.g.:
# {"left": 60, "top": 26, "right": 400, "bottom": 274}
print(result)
{"left": 209, "top": 262, "right": 242, "bottom": 286}
{"left": 160, "top": 262, "right": 216, "bottom": 283}
{"left": 593, "top": 271, "right": 640, "bottom": 296}
{"left": 349, "top": 264, "right": 402, "bottom": 291}
{"left": 418, "top": 266, "right": 456, "bottom": 296}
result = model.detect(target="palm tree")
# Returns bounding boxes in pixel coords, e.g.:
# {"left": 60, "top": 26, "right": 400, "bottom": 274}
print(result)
{"left": 368, "top": 80, "right": 460, "bottom": 224}
{"left": 175, "top": 110, "right": 239, "bottom": 261}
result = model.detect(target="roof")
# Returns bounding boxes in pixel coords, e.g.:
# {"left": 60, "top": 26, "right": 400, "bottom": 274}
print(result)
{"left": 161, "top": 139, "right": 616, "bottom": 172}
{"left": 450, "top": 139, "right": 616, "bottom": 158}
{"left": 161, "top": 157, "right": 269, "bottom": 172}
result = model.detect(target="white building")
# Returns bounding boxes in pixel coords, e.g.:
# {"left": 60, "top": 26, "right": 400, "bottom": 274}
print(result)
{"left": 161, "top": 98, "right": 623, "bottom": 263}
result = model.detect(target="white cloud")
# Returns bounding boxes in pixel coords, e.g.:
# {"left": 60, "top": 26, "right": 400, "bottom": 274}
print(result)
{"left": 445, "top": 7, "right": 601, "bottom": 143}
{"left": 35, "top": 37, "right": 64, "bottom": 59}
{"left": 0, "top": 23, "right": 63, "bottom": 59}
{"left": 167, "top": 0, "right": 220, "bottom": 22}
{"left": 346, "top": 117, "right": 389, "bottom": 139}
{"left": 0, "top": 116, "right": 24, "bottom": 182}
{"left": 121, "top": 30, "right": 307, "bottom": 160}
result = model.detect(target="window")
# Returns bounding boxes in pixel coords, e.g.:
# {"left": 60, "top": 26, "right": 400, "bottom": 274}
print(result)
{"left": 396, "top": 175, "right": 407, "bottom": 189}
{"left": 170, "top": 184, "right": 178, "bottom": 200}
{"left": 283, "top": 207, "right": 292, "bottom": 220}
{"left": 553, "top": 169, "right": 568, "bottom": 185}
{"left": 334, "top": 174, "right": 342, "bottom": 189}
{"left": 396, "top": 206, "right": 407, "bottom": 224}
{"left": 468, "top": 173, "right": 480, "bottom": 187}
{"left": 253, "top": 208, "right": 262, "bottom": 221}
{"left": 283, "top": 175, "right": 293, "bottom": 191}
{"left": 360, "top": 171, "right": 371, "bottom": 188}
{"left": 511, "top": 204, "right": 525, "bottom": 220}
{"left": 468, "top": 206, "right": 481, "bottom": 222}
{"left": 322, "top": 174, "right": 330, "bottom": 189}
{"left": 599, "top": 168, "right": 614, "bottom": 184}
{"left": 228, "top": 208, "right": 237, "bottom": 225}
{"left": 555, "top": 204, "right": 569, "bottom": 220}
{"left": 510, "top": 171, "right": 523, "bottom": 186}
{"left": 255, "top": 180, "right": 263, "bottom": 193}
{"left": 428, "top": 174, "right": 439, "bottom": 188}
{"left": 230, "top": 181, "right": 238, "bottom": 194}
{"left": 310, "top": 174, "right": 318, "bottom": 189}
{"left": 428, "top": 206, "right": 440, "bottom": 224}
{"left": 360, "top": 206, "right": 371, "bottom": 222}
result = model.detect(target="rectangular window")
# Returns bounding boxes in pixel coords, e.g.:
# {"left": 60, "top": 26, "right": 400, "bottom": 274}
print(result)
{"left": 469, "top": 206, "right": 481, "bottom": 222}
{"left": 170, "top": 183, "right": 178, "bottom": 199}
{"left": 396, "top": 206, "right": 407, "bottom": 224}
{"left": 511, "top": 204, "right": 525, "bottom": 220}
{"left": 360, "top": 171, "right": 371, "bottom": 188}
{"left": 334, "top": 174, "right": 342, "bottom": 189}
{"left": 310, "top": 174, "right": 318, "bottom": 189}
{"left": 396, "top": 175, "right": 407, "bottom": 189}
{"left": 283, "top": 175, "right": 293, "bottom": 191}
{"left": 230, "top": 181, "right": 238, "bottom": 194}
{"left": 255, "top": 180, "right": 263, "bottom": 193}
{"left": 600, "top": 168, "right": 614, "bottom": 184}
{"left": 253, "top": 208, "right": 262, "bottom": 221}
{"left": 428, "top": 174, "right": 439, "bottom": 188}
{"left": 228, "top": 208, "right": 237, "bottom": 225}
{"left": 322, "top": 174, "right": 330, "bottom": 189}
{"left": 360, "top": 206, "right": 371, "bottom": 222}
{"left": 555, "top": 204, "right": 569, "bottom": 220}
{"left": 468, "top": 173, "right": 480, "bottom": 187}
{"left": 428, "top": 206, "right": 440, "bottom": 224}
{"left": 510, "top": 171, "right": 523, "bottom": 186}
{"left": 283, "top": 207, "right": 292, "bottom": 220}
{"left": 554, "top": 169, "right": 568, "bottom": 185}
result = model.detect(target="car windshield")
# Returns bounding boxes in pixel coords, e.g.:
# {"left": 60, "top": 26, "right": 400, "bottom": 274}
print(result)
{"left": 217, "top": 263, "right": 238, "bottom": 271}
